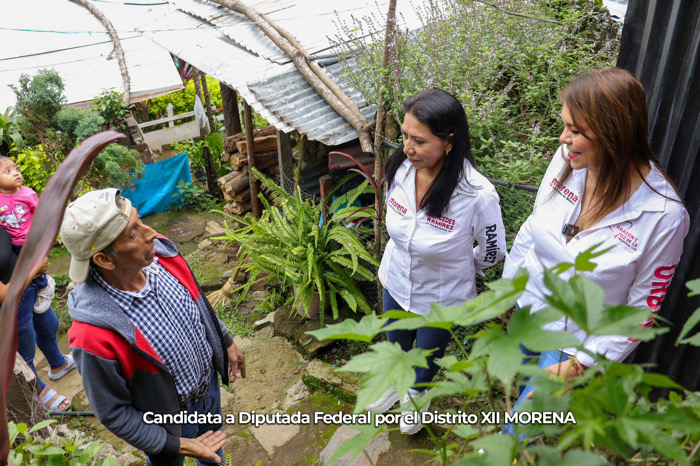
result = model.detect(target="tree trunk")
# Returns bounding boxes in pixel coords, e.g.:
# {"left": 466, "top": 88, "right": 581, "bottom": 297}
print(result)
{"left": 371, "top": 0, "right": 398, "bottom": 312}
{"left": 210, "top": 0, "right": 373, "bottom": 154}
{"left": 220, "top": 83, "right": 242, "bottom": 136}
{"left": 71, "top": 0, "right": 130, "bottom": 102}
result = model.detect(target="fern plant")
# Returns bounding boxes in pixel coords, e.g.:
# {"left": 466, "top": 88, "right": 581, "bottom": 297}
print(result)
{"left": 216, "top": 168, "right": 378, "bottom": 325}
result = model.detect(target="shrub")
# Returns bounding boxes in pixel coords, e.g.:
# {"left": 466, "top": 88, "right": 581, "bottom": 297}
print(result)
{"left": 13, "top": 146, "right": 54, "bottom": 196}
{"left": 89, "top": 143, "right": 145, "bottom": 192}
{"left": 53, "top": 107, "right": 105, "bottom": 155}
{"left": 92, "top": 88, "right": 128, "bottom": 131}
{"left": 333, "top": 0, "right": 619, "bottom": 185}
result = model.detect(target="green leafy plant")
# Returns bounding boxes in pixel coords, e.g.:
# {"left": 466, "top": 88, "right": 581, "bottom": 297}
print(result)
{"left": 215, "top": 168, "right": 378, "bottom": 325}
{"left": 169, "top": 179, "right": 218, "bottom": 212}
{"left": 309, "top": 246, "right": 700, "bottom": 464}
{"left": 10, "top": 69, "right": 66, "bottom": 155}
{"left": 8, "top": 419, "right": 116, "bottom": 465}
{"left": 13, "top": 146, "right": 54, "bottom": 195}
{"left": 173, "top": 133, "right": 229, "bottom": 178}
{"left": 53, "top": 107, "right": 105, "bottom": 156}
{"left": 139, "top": 76, "right": 223, "bottom": 123}
{"left": 89, "top": 143, "right": 145, "bottom": 192}
{"left": 0, "top": 107, "right": 23, "bottom": 155}
{"left": 8, "top": 71, "right": 143, "bottom": 196}
{"left": 91, "top": 89, "right": 127, "bottom": 131}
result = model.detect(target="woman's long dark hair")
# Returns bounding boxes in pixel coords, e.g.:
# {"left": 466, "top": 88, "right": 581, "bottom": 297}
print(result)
{"left": 384, "top": 89, "right": 475, "bottom": 218}
{"left": 554, "top": 67, "right": 683, "bottom": 220}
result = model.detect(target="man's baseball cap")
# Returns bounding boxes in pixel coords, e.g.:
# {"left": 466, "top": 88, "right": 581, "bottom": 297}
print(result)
{"left": 60, "top": 188, "right": 132, "bottom": 284}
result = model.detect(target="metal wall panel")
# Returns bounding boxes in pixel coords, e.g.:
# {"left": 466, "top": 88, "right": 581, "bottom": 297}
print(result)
{"left": 617, "top": 0, "right": 700, "bottom": 390}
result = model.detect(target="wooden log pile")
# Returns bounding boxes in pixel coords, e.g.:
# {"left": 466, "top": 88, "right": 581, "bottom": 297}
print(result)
{"left": 218, "top": 126, "right": 280, "bottom": 215}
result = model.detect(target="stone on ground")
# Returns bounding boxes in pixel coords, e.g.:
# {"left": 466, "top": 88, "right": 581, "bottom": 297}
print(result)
{"left": 320, "top": 425, "right": 391, "bottom": 466}
{"left": 253, "top": 311, "right": 275, "bottom": 330}
{"left": 250, "top": 418, "right": 302, "bottom": 456}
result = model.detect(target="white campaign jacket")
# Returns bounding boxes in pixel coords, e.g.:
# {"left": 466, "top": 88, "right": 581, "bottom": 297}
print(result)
{"left": 379, "top": 158, "right": 506, "bottom": 316}
{"left": 503, "top": 146, "right": 690, "bottom": 367}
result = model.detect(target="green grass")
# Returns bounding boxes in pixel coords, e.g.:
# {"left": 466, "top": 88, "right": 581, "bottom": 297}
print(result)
{"left": 48, "top": 245, "right": 69, "bottom": 259}
{"left": 216, "top": 304, "right": 254, "bottom": 337}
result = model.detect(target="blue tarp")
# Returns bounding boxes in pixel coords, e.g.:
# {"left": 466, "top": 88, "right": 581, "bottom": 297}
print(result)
{"left": 122, "top": 152, "right": 191, "bottom": 216}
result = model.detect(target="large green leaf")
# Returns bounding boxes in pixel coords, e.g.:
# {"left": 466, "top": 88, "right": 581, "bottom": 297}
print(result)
{"left": 340, "top": 341, "right": 431, "bottom": 412}
{"left": 306, "top": 314, "right": 388, "bottom": 342}
{"left": 462, "top": 270, "right": 529, "bottom": 324}
{"left": 574, "top": 244, "right": 613, "bottom": 272}
{"left": 544, "top": 271, "right": 604, "bottom": 330}
{"left": 506, "top": 307, "right": 580, "bottom": 352}
{"left": 384, "top": 303, "right": 467, "bottom": 331}
{"left": 468, "top": 309, "right": 578, "bottom": 383}
{"left": 587, "top": 304, "right": 666, "bottom": 340}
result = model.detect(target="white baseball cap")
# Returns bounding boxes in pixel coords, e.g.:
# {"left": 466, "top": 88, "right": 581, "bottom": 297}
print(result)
{"left": 60, "top": 189, "right": 132, "bottom": 283}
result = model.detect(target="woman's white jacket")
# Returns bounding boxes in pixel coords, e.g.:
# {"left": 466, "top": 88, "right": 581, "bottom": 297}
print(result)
{"left": 379, "top": 158, "right": 506, "bottom": 316}
{"left": 503, "top": 146, "right": 689, "bottom": 367}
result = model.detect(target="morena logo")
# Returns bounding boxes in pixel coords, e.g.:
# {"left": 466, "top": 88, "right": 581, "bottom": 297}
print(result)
{"left": 550, "top": 178, "right": 579, "bottom": 204}
{"left": 388, "top": 197, "right": 407, "bottom": 215}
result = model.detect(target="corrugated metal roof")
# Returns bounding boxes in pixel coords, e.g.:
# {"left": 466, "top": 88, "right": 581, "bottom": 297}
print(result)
{"left": 247, "top": 61, "right": 375, "bottom": 145}
{"left": 142, "top": 0, "right": 422, "bottom": 146}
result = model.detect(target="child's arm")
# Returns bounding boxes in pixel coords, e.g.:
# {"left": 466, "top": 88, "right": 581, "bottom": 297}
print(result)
{"left": 0, "top": 256, "right": 48, "bottom": 302}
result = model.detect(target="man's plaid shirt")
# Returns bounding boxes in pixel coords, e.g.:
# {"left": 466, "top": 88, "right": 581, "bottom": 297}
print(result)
{"left": 91, "top": 258, "right": 212, "bottom": 396}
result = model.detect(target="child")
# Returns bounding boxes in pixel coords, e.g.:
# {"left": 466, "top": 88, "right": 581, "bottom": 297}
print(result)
{"left": 0, "top": 156, "right": 54, "bottom": 312}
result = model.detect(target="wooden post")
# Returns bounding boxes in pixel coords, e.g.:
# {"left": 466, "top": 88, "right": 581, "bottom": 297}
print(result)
{"left": 319, "top": 174, "right": 332, "bottom": 218}
{"left": 276, "top": 130, "right": 294, "bottom": 192}
{"left": 220, "top": 83, "right": 242, "bottom": 136}
{"left": 166, "top": 104, "right": 175, "bottom": 128}
{"left": 243, "top": 100, "right": 261, "bottom": 217}
{"left": 193, "top": 69, "right": 222, "bottom": 199}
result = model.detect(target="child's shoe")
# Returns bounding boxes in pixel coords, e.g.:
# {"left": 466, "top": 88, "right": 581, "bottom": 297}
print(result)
{"left": 34, "top": 275, "right": 55, "bottom": 314}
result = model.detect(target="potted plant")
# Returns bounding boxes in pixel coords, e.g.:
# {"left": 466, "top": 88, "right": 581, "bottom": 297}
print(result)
{"left": 216, "top": 168, "right": 378, "bottom": 324}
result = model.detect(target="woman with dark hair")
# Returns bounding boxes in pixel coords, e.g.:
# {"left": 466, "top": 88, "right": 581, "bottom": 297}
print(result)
{"left": 503, "top": 67, "right": 689, "bottom": 410}
{"left": 369, "top": 89, "right": 506, "bottom": 434}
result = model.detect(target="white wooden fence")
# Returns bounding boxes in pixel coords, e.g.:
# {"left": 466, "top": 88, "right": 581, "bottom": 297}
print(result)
{"left": 139, "top": 103, "right": 223, "bottom": 147}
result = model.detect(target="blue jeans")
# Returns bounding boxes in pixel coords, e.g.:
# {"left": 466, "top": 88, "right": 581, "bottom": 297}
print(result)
{"left": 502, "top": 348, "right": 568, "bottom": 436}
{"left": 383, "top": 289, "right": 452, "bottom": 387}
{"left": 148, "top": 369, "right": 224, "bottom": 466}
{"left": 16, "top": 283, "right": 65, "bottom": 391}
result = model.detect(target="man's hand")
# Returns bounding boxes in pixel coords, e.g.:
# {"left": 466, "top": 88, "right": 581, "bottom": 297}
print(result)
{"left": 227, "top": 342, "right": 246, "bottom": 383}
{"left": 178, "top": 430, "right": 226, "bottom": 463}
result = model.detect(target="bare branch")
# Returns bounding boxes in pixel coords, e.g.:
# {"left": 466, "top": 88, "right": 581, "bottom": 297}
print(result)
{"left": 71, "top": 0, "right": 131, "bottom": 102}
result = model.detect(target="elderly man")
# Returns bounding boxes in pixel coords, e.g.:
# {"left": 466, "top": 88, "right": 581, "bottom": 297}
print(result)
{"left": 61, "top": 188, "right": 245, "bottom": 465}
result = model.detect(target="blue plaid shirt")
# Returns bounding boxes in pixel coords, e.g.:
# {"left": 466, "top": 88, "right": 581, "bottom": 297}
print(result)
{"left": 92, "top": 258, "right": 213, "bottom": 396}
